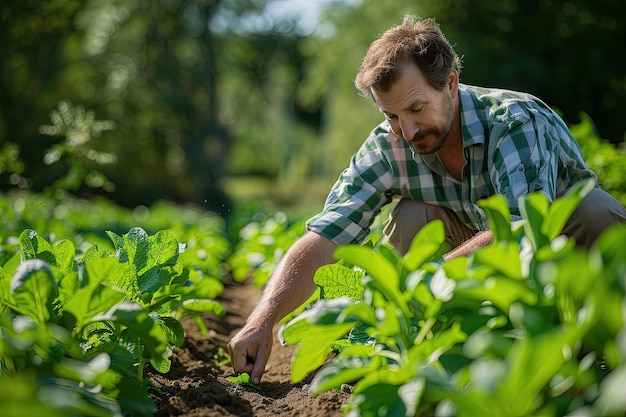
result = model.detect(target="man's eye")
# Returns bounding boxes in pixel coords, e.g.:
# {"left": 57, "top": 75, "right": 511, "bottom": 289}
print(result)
{"left": 410, "top": 105, "right": 424, "bottom": 113}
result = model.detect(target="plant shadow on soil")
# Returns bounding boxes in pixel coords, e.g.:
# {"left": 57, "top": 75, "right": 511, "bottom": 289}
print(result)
{"left": 148, "top": 280, "right": 351, "bottom": 417}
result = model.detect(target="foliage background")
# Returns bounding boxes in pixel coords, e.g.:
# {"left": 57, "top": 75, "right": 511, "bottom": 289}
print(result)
{"left": 1, "top": 0, "right": 625, "bottom": 217}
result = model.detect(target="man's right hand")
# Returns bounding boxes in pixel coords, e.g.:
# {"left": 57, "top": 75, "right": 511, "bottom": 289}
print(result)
{"left": 225, "top": 231, "right": 338, "bottom": 384}
{"left": 227, "top": 322, "right": 274, "bottom": 385}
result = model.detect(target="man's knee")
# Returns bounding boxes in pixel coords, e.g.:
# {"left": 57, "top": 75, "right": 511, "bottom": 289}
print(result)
{"left": 563, "top": 188, "right": 626, "bottom": 247}
{"left": 383, "top": 199, "right": 474, "bottom": 254}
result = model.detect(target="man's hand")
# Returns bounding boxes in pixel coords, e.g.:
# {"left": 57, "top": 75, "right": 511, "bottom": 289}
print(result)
{"left": 226, "top": 231, "right": 338, "bottom": 384}
{"left": 227, "top": 323, "right": 273, "bottom": 385}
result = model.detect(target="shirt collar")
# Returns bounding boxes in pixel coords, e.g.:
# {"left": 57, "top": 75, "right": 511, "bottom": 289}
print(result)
{"left": 458, "top": 84, "right": 487, "bottom": 148}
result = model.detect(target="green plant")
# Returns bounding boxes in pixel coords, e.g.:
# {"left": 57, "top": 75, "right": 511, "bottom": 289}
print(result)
{"left": 227, "top": 211, "right": 305, "bottom": 287}
{"left": 226, "top": 372, "right": 261, "bottom": 391}
{"left": 0, "top": 227, "right": 225, "bottom": 416}
{"left": 282, "top": 179, "right": 626, "bottom": 417}
{"left": 572, "top": 112, "right": 626, "bottom": 206}
{"left": 39, "top": 100, "right": 118, "bottom": 194}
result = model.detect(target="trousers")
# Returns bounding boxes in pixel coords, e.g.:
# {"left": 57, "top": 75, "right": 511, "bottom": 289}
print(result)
{"left": 383, "top": 187, "right": 626, "bottom": 255}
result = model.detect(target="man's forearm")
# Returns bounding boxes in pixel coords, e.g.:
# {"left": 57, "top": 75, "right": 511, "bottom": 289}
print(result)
{"left": 442, "top": 230, "right": 493, "bottom": 261}
{"left": 245, "top": 231, "right": 338, "bottom": 329}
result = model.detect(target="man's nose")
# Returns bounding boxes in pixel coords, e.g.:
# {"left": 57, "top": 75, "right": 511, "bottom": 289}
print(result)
{"left": 399, "top": 118, "right": 419, "bottom": 141}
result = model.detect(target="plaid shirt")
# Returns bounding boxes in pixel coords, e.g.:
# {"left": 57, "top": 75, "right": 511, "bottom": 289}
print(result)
{"left": 306, "top": 84, "right": 597, "bottom": 245}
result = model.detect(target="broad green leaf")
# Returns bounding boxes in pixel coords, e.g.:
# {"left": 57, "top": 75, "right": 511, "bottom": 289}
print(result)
{"left": 348, "top": 379, "right": 424, "bottom": 417}
{"left": 150, "top": 356, "right": 172, "bottom": 373}
{"left": 104, "top": 263, "right": 141, "bottom": 302}
{"left": 64, "top": 258, "right": 125, "bottom": 324}
{"left": 80, "top": 244, "right": 113, "bottom": 263}
{"left": 440, "top": 257, "right": 468, "bottom": 280}
{"left": 314, "top": 264, "right": 364, "bottom": 300}
{"left": 191, "top": 278, "right": 224, "bottom": 299}
{"left": 404, "top": 220, "right": 446, "bottom": 270}
{"left": 339, "top": 303, "right": 377, "bottom": 327}
{"left": 519, "top": 192, "right": 550, "bottom": 251}
{"left": 138, "top": 231, "right": 181, "bottom": 294}
{"left": 122, "top": 227, "right": 150, "bottom": 269}
{"left": 408, "top": 322, "right": 467, "bottom": 364}
{"left": 94, "top": 301, "right": 169, "bottom": 358}
{"left": 282, "top": 297, "right": 358, "bottom": 345}
{"left": 58, "top": 270, "right": 80, "bottom": 303}
{"left": 10, "top": 259, "right": 58, "bottom": 324}
{"left": 471, "top": 241, "right": 523, "bottom": 280}
{"left": 495, "top": 321, "right": 593, "bottom": 415}
{"left": 19, "top": 229, "right": 55, "bottom": 264}
{"left": 75, "top": 286, "right": 126, "bottom": 330}
{"left": 279, "top": 316, "right": 311, "bottom": 346}
{"left": 452, "top": 277, "right": 537, "bottom": 312}
{"left": 52, "top": 353, "right": 118, "bottom": 388}
{"left": 542, "top": 179, "right": 594, "bottom": 241}
{"left": 147, "top": 230, "right": 179, "bottom": 268}
{"left": 290, "top": 321, "right": 356, "bottom": 383}
{"left": 311, "top": 354, "right": 380, "bottom": 394}
{"left": 378, "top": 304, "right": 402, "bottom": 337}
{"left": 181, "top": 299, "right": 225, "bottom": 316}
{"left": 479, "top": 195, "right": 514, "bottom": 242}
{"left": 156, "top": 316, "right": 185, "bottom": 346}
{"left": 52, "top": 240, "right": 75, "bottom": 274}
{"left": 335, "top": 245, "right": 407, "bottom": 316}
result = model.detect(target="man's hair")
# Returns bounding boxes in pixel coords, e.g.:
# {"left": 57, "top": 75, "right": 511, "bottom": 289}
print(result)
{"left": 354, "top": 14, "right": 462, "bottom": 97}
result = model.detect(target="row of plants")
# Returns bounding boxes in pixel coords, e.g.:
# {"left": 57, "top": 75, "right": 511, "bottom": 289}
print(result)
{"left": 281, "top": 179, "right": 626, "bottom": 416}
{"left": 0, "top": 226, "right": 227, "bottom": 416}
{"left": 0, "top": 182, "right": 342, "bottom": 413}
{"left": 0, "top": 188, "right": 300, "bottom": 416}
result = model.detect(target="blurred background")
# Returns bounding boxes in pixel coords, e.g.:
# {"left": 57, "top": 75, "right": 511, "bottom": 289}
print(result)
{"left": 1, "top": 0, "right": 625, "bottom": 221}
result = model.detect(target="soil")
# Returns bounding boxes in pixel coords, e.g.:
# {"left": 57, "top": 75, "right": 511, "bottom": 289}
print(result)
{"left": 148, "top": 280, "right": 351, "bottom": 417}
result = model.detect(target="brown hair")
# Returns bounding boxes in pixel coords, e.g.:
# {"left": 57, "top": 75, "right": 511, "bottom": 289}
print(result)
{"left": 354, "top": 15, "right": 462, "bottom": 97}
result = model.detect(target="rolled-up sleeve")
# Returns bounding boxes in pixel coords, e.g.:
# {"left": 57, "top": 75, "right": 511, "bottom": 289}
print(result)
{"left": 489, "top": 106, "right": 560, "bottom": 215}
{"left": 306, "top": 136, "right": 394, "bottom": 245}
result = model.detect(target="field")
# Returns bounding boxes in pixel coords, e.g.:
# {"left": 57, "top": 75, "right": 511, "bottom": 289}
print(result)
{"left": 2, "top": 183, "right": 626, "bottom": 417}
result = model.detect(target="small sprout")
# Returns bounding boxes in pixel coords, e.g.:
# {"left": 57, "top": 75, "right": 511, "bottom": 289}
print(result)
{"left": 226, "top": 373, "right": 261, "bottom": 391}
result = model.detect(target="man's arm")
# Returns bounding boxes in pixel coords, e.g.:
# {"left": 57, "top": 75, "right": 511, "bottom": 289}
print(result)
{"left": 442, "top": 230, "right": 493, "bottom": 261}
{"left": 227, "top": 231, "right": 338, "bottom": 384}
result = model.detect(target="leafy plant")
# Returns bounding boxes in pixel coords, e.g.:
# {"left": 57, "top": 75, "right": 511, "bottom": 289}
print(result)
{"left": 227, "top": 211, "right": 304, "bottom": 286}
{"left": 39, "top": 100, "right": 118, "bottom": 193}
{"left": 282, "top": 179, "right": 626, "bottom": 417}
{"left": 572, "top": 112, "right": 626, "bottom": 205}
{"left": 0, "top": 227, "right": 225, "bottom": 416}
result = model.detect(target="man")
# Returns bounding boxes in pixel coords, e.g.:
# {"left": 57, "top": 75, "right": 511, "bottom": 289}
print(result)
{"left": 227, "top": 15, "right": 626, "bottom": 384}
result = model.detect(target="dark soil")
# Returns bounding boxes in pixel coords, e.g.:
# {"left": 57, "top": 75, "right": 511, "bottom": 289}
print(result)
{"left": 148, "top": 280, "right": 351, "bottom": 416}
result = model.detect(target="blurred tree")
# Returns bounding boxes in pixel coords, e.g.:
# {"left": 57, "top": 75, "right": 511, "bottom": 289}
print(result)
{"left": 412, "top": 0, "right": 626, "bottom": 144}
{"left": 0, "top": 0, "right": 84, "bottom": 190}
{"left": 71, "top": 0, "right": 234, "bottom": 212}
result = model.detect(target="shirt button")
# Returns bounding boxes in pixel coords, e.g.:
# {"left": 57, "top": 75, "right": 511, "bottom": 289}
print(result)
{"left": 533, "top": 183, "right": 542, "bottom": 190}
{"left": 518, "top": 166, "right": 524, "bottom": 172}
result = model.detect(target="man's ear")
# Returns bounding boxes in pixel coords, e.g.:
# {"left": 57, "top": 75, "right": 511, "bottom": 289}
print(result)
{"left": 448, "top": 70, "right": 459, "bottom": 98}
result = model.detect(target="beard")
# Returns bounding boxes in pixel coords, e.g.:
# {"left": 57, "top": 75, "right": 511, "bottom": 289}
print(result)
{"left": 407, "top": 94, "right": 456, "bottom": 155}
{"left": 407, "top": 127, "right": 448, "bottom": 154}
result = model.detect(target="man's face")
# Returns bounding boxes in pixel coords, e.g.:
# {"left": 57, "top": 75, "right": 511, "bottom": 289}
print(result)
{"left": 372, "top": 62, "right": 457, "bottom": 155}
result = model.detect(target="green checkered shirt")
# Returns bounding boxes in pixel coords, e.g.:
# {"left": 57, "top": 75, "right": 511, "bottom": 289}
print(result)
{"left": 306, "top": 84, "right": 597, "bottom": 245}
